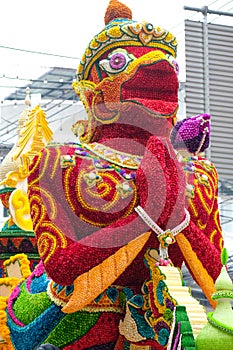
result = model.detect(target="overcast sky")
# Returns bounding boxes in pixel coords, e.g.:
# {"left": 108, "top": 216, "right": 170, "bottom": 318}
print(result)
{"left": 0, "top": 0, "right": 232, "bottom": 100}
{"left": 1, "top": 0, "right": 188, "bottom": 58}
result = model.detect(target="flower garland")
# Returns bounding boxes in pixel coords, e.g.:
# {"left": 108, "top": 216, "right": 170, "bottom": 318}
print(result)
{"left": 135, "top": 206, "right": 190, "bottom": 262}
{"left": 75, "top": 142, "right": 142, "bottom": 181}
{"left": 0, "top": 309, "right": 15, "bottom": 350}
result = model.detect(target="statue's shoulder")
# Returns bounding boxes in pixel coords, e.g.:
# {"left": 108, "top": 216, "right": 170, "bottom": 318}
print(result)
{"left": 35, "top": 142, "right": 82, "bottom": 161}
{"left": 46, "top": 141, "right": 80, "bottom": 151}
{"left": 28, "top": 142, "right": 82, "bottom": 179}
{"left": 193, "top": 156, "right": 219, "bottom": 190}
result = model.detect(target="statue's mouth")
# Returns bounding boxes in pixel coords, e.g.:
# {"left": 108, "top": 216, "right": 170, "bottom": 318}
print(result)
{"left": 75, "top": 52, "right": 179, "bottom": 125}
{"left": 121, "top": 59, "right": 178, "bottom": 117}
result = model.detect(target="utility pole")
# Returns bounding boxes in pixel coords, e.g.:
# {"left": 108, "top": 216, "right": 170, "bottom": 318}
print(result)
{"left": 184, "top": 6, "right": 233, "bottom": 18}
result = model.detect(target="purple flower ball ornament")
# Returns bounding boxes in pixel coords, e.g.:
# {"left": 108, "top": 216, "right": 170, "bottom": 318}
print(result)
{"left": 170, "top": 114, "right": 210, "bottom": 155}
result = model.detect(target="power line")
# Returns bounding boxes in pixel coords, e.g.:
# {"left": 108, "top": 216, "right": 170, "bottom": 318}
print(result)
{"left": 0, "top": 102, "right": 83, "bottom": 143}
{"left": 184, "top": 4, "right": 233, "bottom": 17}
{"left": 169, "top": 0, "right": 232, "bottom": 44}
{"left": 208, "top": 0, "right": 233, "bottom": 23}
{"left": 0, "top": 85, "right": 73, "bottom": 92}
{"left": 0, "top": 73, "right": 76, "bottom": 94}
{"left": 174, "top": 0, "right": 233, "bottom": 42}
{"left": 0, "top": 45, "right": 80, "bottom": 60}
{"left": 0, "top": 106, "right": 70, "bottom": 143}
{"left": 172, "top": 0, "right": 221, "bottom": 29}
{"left": 0, "top": 92, "right": 78, "bottom": 136}
{"left": 1, "top": 1, "right": 230, "bottom": 85}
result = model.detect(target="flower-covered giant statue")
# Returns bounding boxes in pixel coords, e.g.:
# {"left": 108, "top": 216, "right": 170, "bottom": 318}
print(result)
{"left": 0, "top": 1, "right": 224, "bottom": 349}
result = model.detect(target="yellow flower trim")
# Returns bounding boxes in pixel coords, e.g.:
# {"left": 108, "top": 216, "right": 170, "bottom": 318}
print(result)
{"left": 195, "top": 186, "right": 212, "bottom": 215}
{"left": 0, "top": 301, "right": 6, "bottom": 310}
{"left": 197, "top": 219, "right": 207, "bottom": 230}
{"left": 33, "top": 186, "right": 57, "bottom": 222}
{"left": 107, "top": 26, "right": 123, "bottom": 38}
{"left": 90, "top": 38, "right": 100, "bottom": 50}
{"left": 213, "top": 206, "right": 222, "bottom": 236}
{"left": 0, "top": 277, "right": 21, "bottom": 293}
{"left": 80, "top": 54, "right": 86, "bottom": 65}
{"left": 209, "top": 229, "right": 217, "bottom": 243}
{"left": 77, "top": 63, "right": 83, "bottom": 75}
{"left": 0, "top": 299, "right": 7, "bottom": 314}
{"left": 97, "top": 31, "right": 109, "bottom": 43}
{"left": 28, "top": 148, "right": 49, "bottom": 186}
{"left": 4, "top": 253, "right": 31, "bottom": 279}
{"left": 85, "top": 48, "right": 92, "bottom": 58}
{"left": 164, "top": 33, "right": 173, "bottom": 42}
{"left": 189, "top": 199, "right": 198, "bottom": 218}
{"left": 0, "top": 311, "right": 14, "bottom": 350}
{"left": 38, "top": 231, "right": 58, "bottom": 264}
{"left": 0, "top": 293, "right": 14, "bottom": 350}
{"left": 125, "top": 50, "right": 167, "bottom": 74}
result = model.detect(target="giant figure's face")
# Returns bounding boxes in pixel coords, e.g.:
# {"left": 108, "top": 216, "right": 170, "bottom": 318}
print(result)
{"left": 74, "top": 46, "right": 179, "bottom": 125}
{"left": 72, "top": 0, "right": 179, "bottom": 142}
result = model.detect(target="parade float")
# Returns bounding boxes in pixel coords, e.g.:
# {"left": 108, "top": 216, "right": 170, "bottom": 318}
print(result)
{"left": 0, "top": 0, "right": 232, "bottom": 349}
{"left": 0, "top": 88, "right": 40, "bottom": 278}
{"left": 0, "top": 89, "right": 52, "bottom": 349}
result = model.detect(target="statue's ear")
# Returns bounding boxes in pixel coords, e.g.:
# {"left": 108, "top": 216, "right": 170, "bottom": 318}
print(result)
{"left": 9, "top": 188, "right": 33, "bottom": 231}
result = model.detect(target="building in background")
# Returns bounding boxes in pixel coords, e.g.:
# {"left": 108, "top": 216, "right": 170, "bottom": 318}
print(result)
{"left": 184, "top": 8, "right": 233, "bottom": 303}
{"left": 185, "top": 15, "right": 233, "bottom": 180}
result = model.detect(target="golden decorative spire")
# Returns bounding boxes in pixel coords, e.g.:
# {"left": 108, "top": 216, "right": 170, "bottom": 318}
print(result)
{"left": 0, "top": 88, "right": 31, "bottom": 183}
{"left": 0, "top": 90, "right": 53, "bottom": 231}
{"left": 0, "top": 90, "right": 53, "bottom": 188}
{"left": 13, "top": 105, "right": 53, "bottom": 161}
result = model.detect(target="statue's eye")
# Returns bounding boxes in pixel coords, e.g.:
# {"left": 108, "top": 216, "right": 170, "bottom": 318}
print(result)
{"left": 109, "top": 53, "right": 127, "bottom": 70}
{"left": 99, "top": 50, "right": 134, "bottom": 75}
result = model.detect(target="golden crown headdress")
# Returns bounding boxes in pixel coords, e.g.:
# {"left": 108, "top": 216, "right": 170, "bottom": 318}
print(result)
{"left": 77, "top": 0, "right": 178, "bottom": 81}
